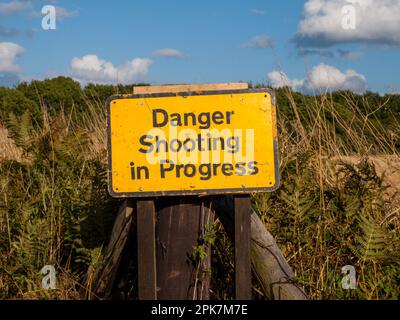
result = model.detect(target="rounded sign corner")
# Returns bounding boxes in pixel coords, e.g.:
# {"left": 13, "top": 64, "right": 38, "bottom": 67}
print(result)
{"left": 269, "top": 176, "right": 281, "bottom": 192}
{"left": 108, "top": 184, "right": 121, "bottom": 198}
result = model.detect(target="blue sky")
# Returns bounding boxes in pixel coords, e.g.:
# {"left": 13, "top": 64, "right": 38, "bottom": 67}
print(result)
{"left": 1, "top": 0, "right": 399, "bottom": 93}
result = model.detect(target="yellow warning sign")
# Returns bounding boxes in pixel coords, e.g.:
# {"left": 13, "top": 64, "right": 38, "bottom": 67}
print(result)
{"left": 107, "top": 89, "right": 279, "bottom": 197}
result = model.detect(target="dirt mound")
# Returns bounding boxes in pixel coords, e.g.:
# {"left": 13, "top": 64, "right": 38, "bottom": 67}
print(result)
{"left": 0, "top": 124, "right": 23, "bottom": 162}
{"left": 337, "top": 155, "right": 400, "bottom": 226}
{"left": 339, "top": 155, "right": 400, "bottom": 195}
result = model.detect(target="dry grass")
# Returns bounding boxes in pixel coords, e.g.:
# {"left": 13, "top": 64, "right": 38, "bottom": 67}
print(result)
{"left": 1, "top": 86, "right": 399, "bottom": 300}
{"left": 253, "top": 88, "right": 400, "bottom": 299}
{"left": 81, "top": 98, "right": 108, "bottom": 162}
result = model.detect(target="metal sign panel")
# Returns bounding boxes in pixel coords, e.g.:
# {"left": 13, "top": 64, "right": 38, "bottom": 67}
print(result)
{"left": 107, "top": 89, "right": 279, "bottom": 197}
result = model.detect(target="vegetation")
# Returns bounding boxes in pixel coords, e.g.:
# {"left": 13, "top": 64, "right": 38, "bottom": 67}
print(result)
{"left": 0, "top": 77, "right": 399, "bottom": 299}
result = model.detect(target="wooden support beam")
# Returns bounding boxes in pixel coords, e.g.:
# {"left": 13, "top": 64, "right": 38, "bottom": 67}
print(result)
{"left": 234, "top": 195, "right": 252, "bottom": 300}
{"left": 133, "top": 82, "right": 249, "bottom": 95}
{"left": 87, "top": 199, "right": 135, "bottom": 299}
{"left": 213, "top": 195, "right": 308, "bottom": 300}
{"left": 136, "top": 199, "right": 157, "bottom": 300}
{"left": 88, "top": 195, "right": 307, "bottom": 300}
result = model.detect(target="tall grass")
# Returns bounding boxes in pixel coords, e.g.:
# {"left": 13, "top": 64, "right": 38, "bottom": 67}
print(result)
{"left": 252, "top": 88, "right": 400, "bottom": 299}
{"left": 0, "top": 96, "right": 116, "bottom": 299}
{"left": 0, "top": 87, "right": 399, "bottom": 299}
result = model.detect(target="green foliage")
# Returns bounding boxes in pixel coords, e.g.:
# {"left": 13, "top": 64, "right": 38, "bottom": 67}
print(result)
{"left": 210, "top": 223, "right": 235, "bottom": 300}
{"left": 354, "top": 214, "right": 388, "bottom": 263}
{"left": 254, "top": 153, "right": 400, "bottom": 300}
{"left": 0, "top": 106, "right": 118, "bottom": 299}
{"left": 0, "top": 87, "right": 40, "bottom": 121}
{"left": 83, "top": 83, "right": 148, "bottom": 103}
{"left": 17, "top": 77, "right": 83, "bottom": 115}
{"left": 192, "top": 223, "right": 218, "bottom": 262}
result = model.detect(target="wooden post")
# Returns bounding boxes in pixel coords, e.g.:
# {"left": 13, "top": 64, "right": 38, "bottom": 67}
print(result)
{"left": 136, "top": 199, "right": 157, "bottom": 300}
{"left": 156, "top": 196, "right": 214, "bottom": 300}
{"left": 234, "top": 195, "right": 252, "bottom": 300}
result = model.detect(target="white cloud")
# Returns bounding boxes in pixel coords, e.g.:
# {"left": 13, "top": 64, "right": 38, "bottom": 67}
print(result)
{"left": 0, "top": 42, "right": 25, "bottom": 73}
{"left": 307, "top": 63, "right": 367, "bottom": 92}
{"left": 70, "top": 54, "right": 153, "bottom": 84}
{"left": 55, "top": 6, "right": 79, "bottom": 20}
{"left": 250, "top": 9, "right": 265, "bottom": 15}
{"left": 0, "top": 1, "right": 35, "bottom": 38}
{"left": 242, "top": 35, "right": 274, "bottom": 48}
{"left": 0, "top": 1, "right": 31, "bottom": 16}
{"left": 294, "top": 0, "right": 400, "bottom": 47}
{"left": 268, "top": 71, "right": 305, "bottom": 92}
{"left": 268, "top": 63, "right": 367, "bottom": 93}
{"left": 1, "top": 2, "right": 78, "bottom": 20}
{"left": 0, "top": 25, "right": 34, "bottom": 38}
{"left": 152, "top": 48, "right": 187, "bottom": 58}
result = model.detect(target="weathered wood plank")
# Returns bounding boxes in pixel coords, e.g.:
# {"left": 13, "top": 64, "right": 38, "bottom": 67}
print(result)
{"left": 156, "top": 196, "right": 214, "bottom": 300}
{"left": 133, "top": 83, "right": 249, "bottom": 94}
{"left": 234, "top": 195, "right": 252, "bottom": 300}
{"left": 137, "top": 199, "right": 157, "bottom": 300}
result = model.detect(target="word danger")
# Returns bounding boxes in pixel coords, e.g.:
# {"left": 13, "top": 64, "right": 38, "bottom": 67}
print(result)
{"left": 152, "top": 109, "right": 235, "bottom": 129}
{"left": 130, "top": 161, "right": 258, "bottom": 181}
